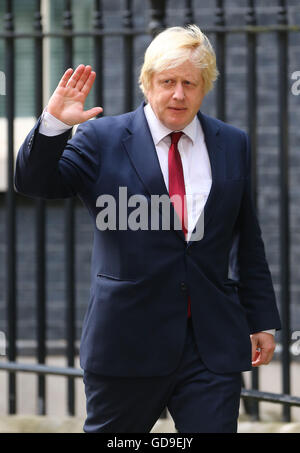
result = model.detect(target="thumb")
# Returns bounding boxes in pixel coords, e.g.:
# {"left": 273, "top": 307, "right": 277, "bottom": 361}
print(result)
{"left": 82, "top": 107, "right": 103, "bottom": 121}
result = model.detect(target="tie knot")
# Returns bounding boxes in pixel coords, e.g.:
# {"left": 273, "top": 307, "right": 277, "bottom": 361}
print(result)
{"left": 170, "top": 131, "right": 183, "bottom": 146}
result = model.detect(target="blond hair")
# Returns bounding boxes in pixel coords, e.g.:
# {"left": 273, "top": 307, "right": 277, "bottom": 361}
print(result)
{"left": 139, "top": 25, "right": 219, "bottom": 98}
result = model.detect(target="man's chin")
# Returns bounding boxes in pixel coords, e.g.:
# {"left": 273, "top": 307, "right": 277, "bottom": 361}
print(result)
{"left": 163, "top": 117, "right": 189, "bottom": 131}
{"left": 168, "top": 122, "right": 188, "bottom": 131}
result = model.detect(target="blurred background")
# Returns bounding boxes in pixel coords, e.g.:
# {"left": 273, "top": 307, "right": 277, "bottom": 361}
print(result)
{"left": 0, "top": 0, "right": 300, "bottom": 433}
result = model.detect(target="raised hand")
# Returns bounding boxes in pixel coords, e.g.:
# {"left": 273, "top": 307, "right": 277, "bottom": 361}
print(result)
{"left": 46, "top": 64, "right": 103, "bottom": 126}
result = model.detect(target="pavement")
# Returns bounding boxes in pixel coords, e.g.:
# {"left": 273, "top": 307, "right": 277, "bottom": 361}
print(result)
{"left": 0, "top": 414, "right": 300, "bottom": 433}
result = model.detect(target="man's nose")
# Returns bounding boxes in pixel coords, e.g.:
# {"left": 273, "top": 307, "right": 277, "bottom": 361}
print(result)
{"left": 173, "top": 83, "right": 185, "bottom": 101}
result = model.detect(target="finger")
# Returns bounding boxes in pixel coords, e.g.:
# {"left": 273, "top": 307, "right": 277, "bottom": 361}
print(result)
{"left": 58, "top": 68, "right": 73, "bottom": 88}
{"left": 252, "top": 350, "right": 263, "bottom": 367}
{"left": 251, "top": 337, "right": 258, "bottom": 362}
{"left": 82, "top": 107, "right": 103, "bottom": 122}
{"left": 81, "top": 71, "right": 97, "bottom": 96}
{"left": 76, "top": 65, "right": 92, "bottom": 92}
{"left": 67, "top": 64, "right": 86, "bottom": 88}
{"left": 251, "top": 349, "right": 261, "bottom": 367}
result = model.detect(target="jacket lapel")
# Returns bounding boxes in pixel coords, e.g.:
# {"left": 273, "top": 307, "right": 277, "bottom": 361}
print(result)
{"left": 188, "top": 111, "right": 226, "bottom": 243}
{"left": 122, "top": 104, "right": 168, "bottom": 198}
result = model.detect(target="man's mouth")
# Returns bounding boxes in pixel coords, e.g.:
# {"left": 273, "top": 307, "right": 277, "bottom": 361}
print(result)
{"left": 168, "top": 107, "right": 187, "bottom": 111}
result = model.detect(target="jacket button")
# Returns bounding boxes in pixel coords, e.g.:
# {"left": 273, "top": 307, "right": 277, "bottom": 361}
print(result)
{"left": 181, "top": 282, "right": 187, "bottom": 291}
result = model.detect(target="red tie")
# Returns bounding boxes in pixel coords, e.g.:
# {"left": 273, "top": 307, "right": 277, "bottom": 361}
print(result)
{"left": 168, "top": 132, "right": 191, "bottom": 318}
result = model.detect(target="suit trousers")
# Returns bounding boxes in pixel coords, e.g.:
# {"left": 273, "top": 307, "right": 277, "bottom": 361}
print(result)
{"left": 83, "top": 318, "right": 242, "bottom": 433}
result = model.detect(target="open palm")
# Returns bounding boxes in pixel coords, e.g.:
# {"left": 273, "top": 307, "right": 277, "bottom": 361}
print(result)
{"left": 47, "top": 64, "right": 103, "bottom": 126}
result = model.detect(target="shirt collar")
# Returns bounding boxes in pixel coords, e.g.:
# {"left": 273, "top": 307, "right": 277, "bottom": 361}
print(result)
{"left": 144, "top": 103, "right": 199, "bottom": 146}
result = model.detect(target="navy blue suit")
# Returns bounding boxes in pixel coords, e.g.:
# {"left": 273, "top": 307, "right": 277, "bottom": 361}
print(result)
{"left": 15, "top": 103, "right": 281, "bottom": 432}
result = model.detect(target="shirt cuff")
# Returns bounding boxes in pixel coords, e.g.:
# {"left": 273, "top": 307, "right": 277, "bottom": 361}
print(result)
{"left": 262, "top": 329, "right": 276, "bottom": 336}
{"left": 39, "top": 109, "right": 72, "bottom": 136}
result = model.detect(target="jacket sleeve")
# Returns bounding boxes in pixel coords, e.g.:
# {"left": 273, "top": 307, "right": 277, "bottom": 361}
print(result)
{"left": 235, "top": 131, "right": 281, "bottom": 334}
{"left": 14, "top": 118, "right": 101, "bottom": 200}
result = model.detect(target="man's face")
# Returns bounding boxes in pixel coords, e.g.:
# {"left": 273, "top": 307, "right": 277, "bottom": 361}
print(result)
{"left": 146, "top": 60, "right": 205, "bottom": 131}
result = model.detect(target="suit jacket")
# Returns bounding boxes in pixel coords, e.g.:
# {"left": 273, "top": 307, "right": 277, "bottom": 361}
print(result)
{"left": 15, "top": 102, "right": 281, "bottom": 376}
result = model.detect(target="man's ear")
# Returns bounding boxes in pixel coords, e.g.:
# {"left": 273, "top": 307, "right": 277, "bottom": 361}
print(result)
{"left": 144, "top": 90, "right": 150, "bottom": 104}
{"left": 143, "top": 92, "right": 149, "bottom": 103}
{"left": 144, "top": 74, "right": 155, "bottom": 103}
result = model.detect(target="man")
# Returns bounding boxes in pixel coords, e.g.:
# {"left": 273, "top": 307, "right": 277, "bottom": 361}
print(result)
{"left": 15, "top": 25, "right": 281, "bottom": 433}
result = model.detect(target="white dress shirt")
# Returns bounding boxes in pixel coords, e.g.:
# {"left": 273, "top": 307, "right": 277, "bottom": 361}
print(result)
{"left": 39, "top": 107, "right": 275, "bottom": 336}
